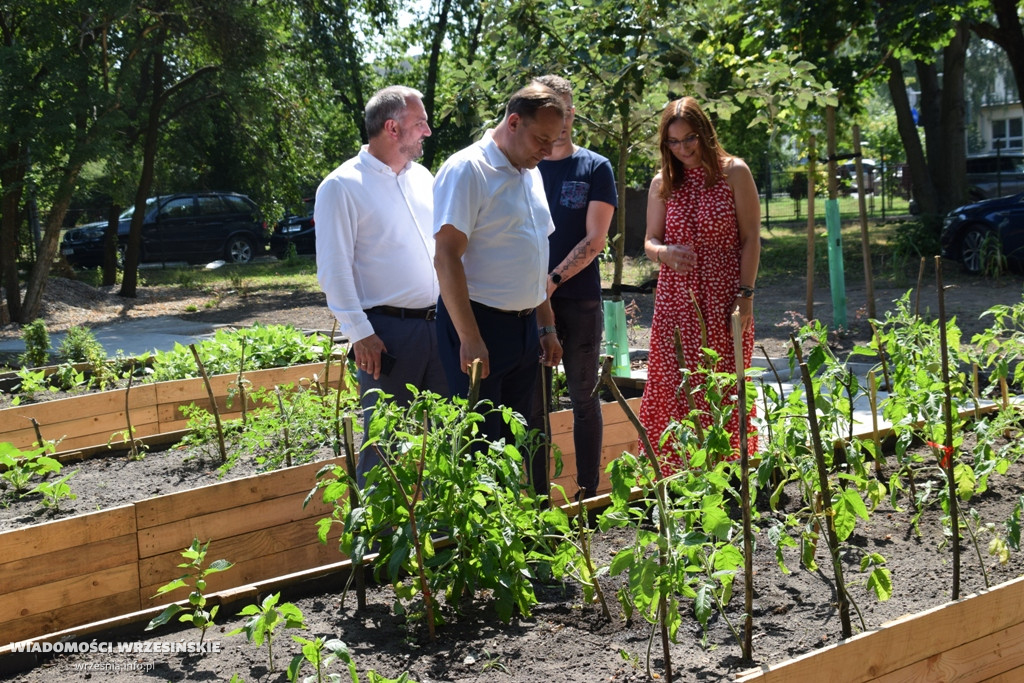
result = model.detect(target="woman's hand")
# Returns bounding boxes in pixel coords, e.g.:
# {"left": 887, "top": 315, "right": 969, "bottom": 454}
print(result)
{"left": 733, "top": 296, "right": 754, "bottom": 332}
{"left": 660, "top": 244, "right": 696, "bottom": 274}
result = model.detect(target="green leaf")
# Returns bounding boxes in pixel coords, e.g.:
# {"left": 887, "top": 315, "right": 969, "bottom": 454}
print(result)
{"left": 701, "top": 506, "right": 733, "bottom": 541}
{"left": 207, "top": 559, "right": 234, "bottom": 573}
{"left": 954, "top": 464, "right": 976, "bottom": 500}
{"left": 866, "top": 567, "right": 892, "bottom": 601}
{"left": 146, "top": 603, "right": 184, "bottom": 630}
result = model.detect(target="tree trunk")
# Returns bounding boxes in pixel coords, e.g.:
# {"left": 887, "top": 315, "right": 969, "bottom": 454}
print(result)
{"left": 20, "top": 161, "right": 84, "bottom": 321}
{"left": 935, "top": 22, "right": 969, "bottom": 212}
{"left": 886, "top": 57, "right": 936, "bottom": 219}
{"left": 120, "top": 49, "right": 166, "bottom": 299}
{"left": 421, "top": 0, "right": 452, "bottom": 169}
{"left": 101, "top": 203, "right": 120, "bottom": 286}
{"left": 0, "top": 143, "right": 27, "bottom": 323}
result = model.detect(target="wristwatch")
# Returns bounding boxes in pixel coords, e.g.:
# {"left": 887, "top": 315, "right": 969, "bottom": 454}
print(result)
{"left": 549, "top": 272, "right": 562, "bottom": 287}
{"left": 539, "top": 325, "right": 557, "bottom": 337}
{"left": 737, "top": 285, "right": 755, "bottom": 298}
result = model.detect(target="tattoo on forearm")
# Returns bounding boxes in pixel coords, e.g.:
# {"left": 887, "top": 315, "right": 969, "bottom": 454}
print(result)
{"left": 559, "top": 237, "right": 596, "bottom": 276}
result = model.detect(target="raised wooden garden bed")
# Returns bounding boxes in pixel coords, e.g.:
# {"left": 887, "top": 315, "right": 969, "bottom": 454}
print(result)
{"left": 0, "top": 396, "right": 642, "bottom": 647}
{"left": 736, "top": 575, "right": 1024, "bottom": 682}
{"left": 0, "top": 360, "right": 343, "bottom": 456}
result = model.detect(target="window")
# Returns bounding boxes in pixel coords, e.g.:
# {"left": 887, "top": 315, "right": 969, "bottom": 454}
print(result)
{"left": 159, "top": 197, "right": 195, "bottom": 219}
{"left": 992, "top": 117, "right": 1023, "bottom": 151}
{"left": 198, "top": 196, "right": 228, "bottom": 215}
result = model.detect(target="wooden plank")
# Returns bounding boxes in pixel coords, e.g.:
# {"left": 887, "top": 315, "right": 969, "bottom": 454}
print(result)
{"left": 0, "top": 563, "right": 140, "bottom": 622}
{"left": 546, "top": 396, "right": 641, "bottom": 437}
{"left": 3, "top": 406, "right": 160, "bottom": 451}
{"left": 2, "top": 534, "right": 138, "bottom": 594}
{"left": 0, "top": 505, "right": 136, "bottom": 562}
{"left": 139, "top": 541, "right": 342, "bottom": 609}
{"left": 137, "top": 516, "right": 341, "bottom": 587}
{"left": 134, "top": 457, "right": 342, "bottom": 530}
{"left": 151, "top": 362, "right": 336, "bottom": 407}
{"left": 983, "top": 666, "right": 1024, "bottom": 683}
{"left": 2, "top": 589, "right": 140, "bottom": 645}
{"left": 138, "top": 489, "right": 335, "bottom": 558}
{"left": 0, "top": 384, "right": 157, "bottom": 426}
{"left": 875, "top": 620, "right": 1024, "bottom": 683}
{"left": 734, "top": 576, "right": 1024, "bottom": 683}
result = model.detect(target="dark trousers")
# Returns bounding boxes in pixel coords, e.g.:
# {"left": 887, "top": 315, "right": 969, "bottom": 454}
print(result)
{"left": 529, "top": 297, "right": 604, "bottom": 498}
{"left": 356, "top": 312, "right": 448, "bottom": 487}
{"left": 436, "top": 297, "right": 541, "bottom": 454}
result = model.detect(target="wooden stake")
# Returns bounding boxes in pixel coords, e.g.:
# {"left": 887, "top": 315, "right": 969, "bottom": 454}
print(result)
{"left": 732, "top": 312, "right": 754, "bottom": 661}
{"left": 806, "top": 135, "right": 817, "bottom": 321}
{"left": 853, "top": 125, "right": 876, "bottom": 319}
{"left": 935, "top": 256, "right": 960, "bottom": 600}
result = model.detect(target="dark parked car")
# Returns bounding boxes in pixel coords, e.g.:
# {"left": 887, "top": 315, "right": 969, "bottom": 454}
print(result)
{"left": 270, "top": 198, "right": 315, "bottom": 259}
{"left": 941, "top": 192, "right": 1024, "bottom": 274}
{"left": 61, "top": 192, "right": 268, "bottom": 268}
{"left": 966, "top": 153, "right": 1024, "bottom": 201}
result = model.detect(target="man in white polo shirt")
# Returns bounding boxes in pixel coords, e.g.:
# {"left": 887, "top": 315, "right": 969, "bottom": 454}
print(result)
{"left": 315, "top": 85, "right": 447, "bottom": 486}
{"left": 433, "top": 82, "right": 565, "bottom": 461}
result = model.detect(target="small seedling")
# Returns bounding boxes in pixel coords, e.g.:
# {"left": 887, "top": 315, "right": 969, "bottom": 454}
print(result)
{"left": 287, "top": 636, "right": 354, "bottom": 683}
{"left": 0, "top": 442, "right": 61, "bottom": 496}
{"left": 146, "top": 538, "right": 233, "bottom": 645}
{"left": 227, "top": 592, "right": 306, "bottom": 672}
{"left": 29, "top": 469, "right": 78, "bottom": 510}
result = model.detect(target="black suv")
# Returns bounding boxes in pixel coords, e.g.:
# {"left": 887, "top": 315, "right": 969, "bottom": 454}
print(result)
{"left": 966, "top": 153, "right": 1024, "bottom": 200}
{"left": 61, "top": 192, "right": 268, "bottom": 268}
{"left": 270, "top": 197, "right": 315, "bottom": 259}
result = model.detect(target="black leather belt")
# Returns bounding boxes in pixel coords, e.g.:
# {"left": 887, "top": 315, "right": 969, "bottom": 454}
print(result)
{"left": 473, "top": 301, "right": 536, "bottom": 318}
{"left": 366, "top": 305, "right": 436, "bottom": 320}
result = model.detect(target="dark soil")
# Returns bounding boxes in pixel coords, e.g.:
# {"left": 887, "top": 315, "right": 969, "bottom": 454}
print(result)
{"left": 2, "top": 266, "right": 1024, "bottom": 681}
{"left": 3, "top": 428, "right": 1024, "bottom": 682}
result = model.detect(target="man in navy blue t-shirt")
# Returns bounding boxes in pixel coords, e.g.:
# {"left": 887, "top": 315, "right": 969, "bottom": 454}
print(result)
{"left": 530, "top": 74, "right": 617, "bottom": 501}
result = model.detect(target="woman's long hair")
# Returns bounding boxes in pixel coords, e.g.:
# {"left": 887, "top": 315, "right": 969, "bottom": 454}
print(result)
{"left": 657, "top": 97, "right": 729, "bottom": 201}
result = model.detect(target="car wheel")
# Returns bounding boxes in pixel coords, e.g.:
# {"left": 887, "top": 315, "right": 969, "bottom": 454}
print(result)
{"left": 225, "top": 235, "right": 255, "bottom": 264}
{"left": 959, "top": 225, "right": 995, "bottom": 275}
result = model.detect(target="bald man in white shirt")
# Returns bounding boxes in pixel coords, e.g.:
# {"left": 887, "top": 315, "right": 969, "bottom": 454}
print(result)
{"left": 315, "top": 85, "right": 447, "bottom": 486}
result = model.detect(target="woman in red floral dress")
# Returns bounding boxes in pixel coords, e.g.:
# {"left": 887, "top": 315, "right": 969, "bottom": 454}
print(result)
{"left": 638, "top": 97, "right": 761, "bottom": 475}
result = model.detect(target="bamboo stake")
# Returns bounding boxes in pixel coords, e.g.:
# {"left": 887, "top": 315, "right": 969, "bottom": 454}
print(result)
{"left": 189, "top": 343, "right": 227, "bottom": 464}
{"left": 673, "top": 328, "right": 705, "bottom": 442}
{"left": 124, "top": 367, "right": 139, "bottom": 459}
{"left": 237, "top": 334, "right": 248, "bottom": 426}
{"left": 798, "top": 357, "right": 853, "bottom": 638}
{"left": 935, "top": 256, "right": 960, "bottom": 600}
{"left": 868, "top": 371, "right": 884, "bottom": 478}
{"left": 731, "top": 312, "right": 754, "bottom": 661}
{"left": 853, "top": 125, "right": 876, "bottom": 319}
{"left": 340, "top": 415, "right": 366, "bottom": 609}
{"left": 599, "top": 356, "right": 672, "bottom": 681}
{"left": 806, "top": 135, "right": 817, "bottom": 321}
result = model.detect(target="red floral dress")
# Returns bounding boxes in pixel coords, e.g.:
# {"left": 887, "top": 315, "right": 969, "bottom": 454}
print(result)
{"left": 639, "top": 166, "right": 757, "bottom": 475}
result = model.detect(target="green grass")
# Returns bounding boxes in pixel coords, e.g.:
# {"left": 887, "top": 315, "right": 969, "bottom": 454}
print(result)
{"left": 70, "top": 258, "right": 321, "bottom": 295}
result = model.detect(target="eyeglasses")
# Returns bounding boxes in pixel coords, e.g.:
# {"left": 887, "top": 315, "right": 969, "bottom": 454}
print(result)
{"left": 666, "top": 134, "right": 699, "bottom": 148}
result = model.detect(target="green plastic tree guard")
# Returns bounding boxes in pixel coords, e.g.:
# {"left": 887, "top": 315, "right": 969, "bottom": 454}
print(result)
{"left": 825, "top": 198, "right": 847, "bottom": 328}
{"left": 603, "top": 299, "right": 631, "bottom": 377}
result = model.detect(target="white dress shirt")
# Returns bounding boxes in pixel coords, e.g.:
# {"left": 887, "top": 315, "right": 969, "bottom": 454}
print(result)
{"left": 315, "top": 147, "right": 438, "bottom": 343}
{"left": 432, "top": 131, "right": 554, "bottom": 311}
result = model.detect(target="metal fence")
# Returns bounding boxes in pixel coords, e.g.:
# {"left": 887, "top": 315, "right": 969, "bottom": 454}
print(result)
{"left": 756, "top": 152, "right": 912, "bottom": 229}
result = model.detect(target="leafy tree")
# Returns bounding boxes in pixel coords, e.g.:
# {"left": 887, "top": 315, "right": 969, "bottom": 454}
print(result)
{"left": 0, "top": 1, "right": 128, "bottom": 322}
{"left": 971, "top": 0, "right": 1024, "bottom": 105}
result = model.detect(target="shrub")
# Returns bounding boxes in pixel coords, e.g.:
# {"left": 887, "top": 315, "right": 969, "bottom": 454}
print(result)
{"left": 19, "top": 319, "right": 51, "bottom": 368}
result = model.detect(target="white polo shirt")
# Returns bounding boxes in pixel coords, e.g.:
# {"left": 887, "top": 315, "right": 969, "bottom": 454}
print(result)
{"left": 433, "top": 131, "right": 554, "bottom": 311}
{"left": 315, "top": 147, "right": 438, "bottom": 343}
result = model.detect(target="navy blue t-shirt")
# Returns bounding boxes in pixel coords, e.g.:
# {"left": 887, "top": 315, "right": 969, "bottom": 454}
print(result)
{"left": 538, "top": 147, "right": 618, "bottom": 300}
